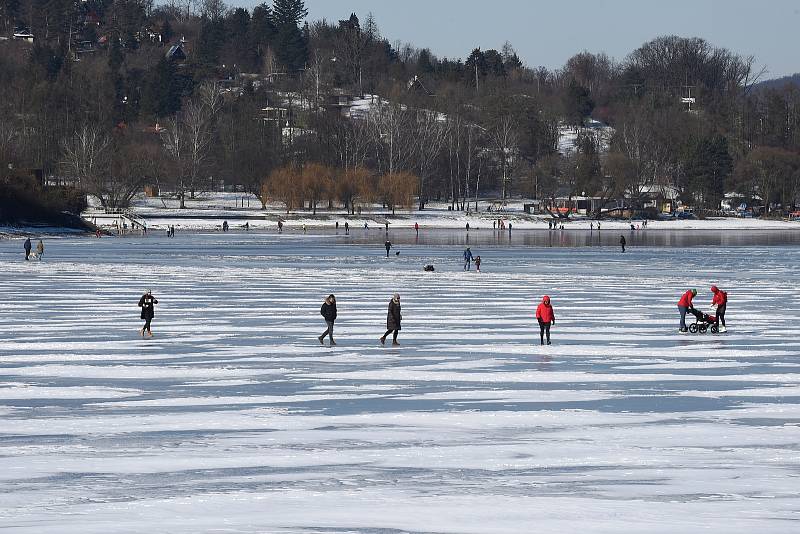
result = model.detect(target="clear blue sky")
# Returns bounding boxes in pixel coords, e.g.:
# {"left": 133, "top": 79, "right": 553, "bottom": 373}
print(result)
{"left": 246, "top": 0, "right": 799, "bottom": 79}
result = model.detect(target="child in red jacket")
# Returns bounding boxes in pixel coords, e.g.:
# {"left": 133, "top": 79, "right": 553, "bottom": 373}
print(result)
{"left": 535, "top": 295, "right": 555, "bottom": 345}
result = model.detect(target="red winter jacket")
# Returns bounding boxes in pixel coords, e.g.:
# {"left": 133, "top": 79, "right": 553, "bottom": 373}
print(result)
{"left": 536, "top": 296, "right": 555, "bottom": 324}
{"left": 677, "top": 290, "right": 695, "bottom": 308}
{"left": 711, "top": 286, "right": 727, "bottom": 306}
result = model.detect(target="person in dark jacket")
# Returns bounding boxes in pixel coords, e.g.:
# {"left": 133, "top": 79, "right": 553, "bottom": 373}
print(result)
{"left": 380, "top": 293, "right": 402, "bottom": 346}
{"left": 710, "top": 285, "right": 728, "bottom": 333}
{"left": 138, "top": 290, "right": 158, "bottom": 337}
{"left": 620, "top": 235, "right": 626, "bottom": 252}
{"left": 535, "top": 295, "right": 555, "bottom": 345}
{"left": 463, "top": 247, "right": 473, "bottom": 270}
{"left": 385, "top": 240, "right": 392, "bottom": 257}
{"left": 24, "top": 237, "right": 32, "bottom": 260}
{"left": 318, "top": 294, "right": 337, "bottom": 345}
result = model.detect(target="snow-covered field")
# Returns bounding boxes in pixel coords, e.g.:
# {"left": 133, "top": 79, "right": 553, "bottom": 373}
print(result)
{"left": 1, "top": 233, "right": 799, "bottom": 533}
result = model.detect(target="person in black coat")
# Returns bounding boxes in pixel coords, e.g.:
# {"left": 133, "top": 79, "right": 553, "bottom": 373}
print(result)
{"left": 318, "top": 294, "right": 337, "bottom": 345}
{"left": 380, "top": 293, "right": 402, "bottom": 346}
{"left": 138, "top": 289, "right": 158, "bottom": 337}
{"left": 24, "top": 237, "right": 32, "bottom": 260}
{"left": 619, "top": 234, "right": 626, "bottom": 253}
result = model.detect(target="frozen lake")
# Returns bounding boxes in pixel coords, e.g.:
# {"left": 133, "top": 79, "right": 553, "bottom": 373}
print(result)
{"left": 1, "top": 233, "right": 799, "bottom": 533}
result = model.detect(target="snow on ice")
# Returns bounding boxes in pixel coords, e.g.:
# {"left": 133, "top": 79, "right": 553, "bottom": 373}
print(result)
{"left": 0, "top": 232, "right": 799, "bottom": 533}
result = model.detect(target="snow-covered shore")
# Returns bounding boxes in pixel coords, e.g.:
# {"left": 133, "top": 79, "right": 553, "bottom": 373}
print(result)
{"left": 77, "top": 192, "right": 800, "bottom": 233}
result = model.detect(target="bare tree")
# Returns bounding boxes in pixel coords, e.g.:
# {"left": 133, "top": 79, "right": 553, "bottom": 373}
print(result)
{"left": 161, "top": 82, "right": 222, "bottom": 207}
{"left": 60, "top": 125, "right": 111, "bottom": 206}
{"left": 301, "top": 163, "right": 333, "bottom": 214}
{"left": 413, "top": 110, "right": 446, "bottom": 209}
{"left": 491, "top": 115, "right": 519, "bottom": 199}
{"left": 368, "top": 100, "right": 415, "bottom": 176}
{"left": 379, "top": 171, "right": 418, "bottom": 215}
{"left": 336, "top": 166, "right": 372, "bottom": 214}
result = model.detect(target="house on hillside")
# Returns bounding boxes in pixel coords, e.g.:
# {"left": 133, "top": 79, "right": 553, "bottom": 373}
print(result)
{"left": 165, "top": 38, "right": 187, "bottom": 61}
{"left": 83, "top": 10, "right": 101, "bottom": 26}
{"left": 259, "top": 106, "right": 289, "bottom": 125}
{"left": 13, "top": 28, "right": 34, "bottom": 43}
{"left": 407, "top": 75, "right": 434, "bottom": 96}
{"left": 323, "top": 93, "right": 357, "bottom": 118}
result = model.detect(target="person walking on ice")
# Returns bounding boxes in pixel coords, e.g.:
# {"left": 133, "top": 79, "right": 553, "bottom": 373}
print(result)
{"left": 463, "top": 247, "right": 474, "bottom": 270}
{"left": 380, "top": 293, "right": 402, "bottom": 346}
{"left": 619, "top": 235, "right": 626, "bottom": 253}
{"left": 35, "top": 240, "right": 44, "bottom": 261}
{"left": 138, "top": 289, "right": 159, "bottom": 337}
{"left": 475, "top": 255, "right": 481, "bottom": 272}
{"left": 318, "top": 294, "right": 337, "bottom": 345}
{"left": 710, "top": 285, "right": 728, "bottom": 333}
{"left": 385, "top": 240, "right": 392, "bottom": 257}
{"left": 677, "top": 288, "right": 697, "bottom": 333}
{"left": 536, "top": 295, "right": 555, "bottom": 345}
{"left": 24, "top": 237, "right": 31, "bottom": 260}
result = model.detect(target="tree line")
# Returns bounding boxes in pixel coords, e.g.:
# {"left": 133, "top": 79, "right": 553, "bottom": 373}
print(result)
{"left": 1, "top": 0, "right": 799, "bottom": 218}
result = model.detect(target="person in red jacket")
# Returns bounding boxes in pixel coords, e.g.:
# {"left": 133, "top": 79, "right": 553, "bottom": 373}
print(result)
{"left": 677, "top": 289, "right": 697, "bottom": 333}
{"left": 535, "top": 295, "right": 555, "bottom": 345}
{"left": 711, "top": 285, "right": 728, "bottom": 333}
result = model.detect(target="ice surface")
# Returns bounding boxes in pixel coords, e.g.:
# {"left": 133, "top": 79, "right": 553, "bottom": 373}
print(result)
{"left": 0, "top": 233, "right": 799, "bottom": 532}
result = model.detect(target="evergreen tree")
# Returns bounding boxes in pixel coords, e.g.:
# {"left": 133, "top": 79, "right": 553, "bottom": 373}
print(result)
{"left": 272, "top": 0, "right": 308, "bottom": 71}
{"left": 248, "top": 2, "right": 275, "bottom": 70}
{"left": 684, "top": 135, "right": 732, "bottom": 209}
{"left": 563, "top": 81, "right": 594, "bottom": 127}
{"left": 142, "top": 57, "right": 182, "bottom": 118}
{"left": 196, "top": 15, "right": 226, "bottom": 67}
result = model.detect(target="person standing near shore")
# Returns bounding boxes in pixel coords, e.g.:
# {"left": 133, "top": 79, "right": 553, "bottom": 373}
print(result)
{"left": 535, "top": 295, "right": 555, "bottom": 345}
{"left": 318, "top": 294, "right": 337, "bottom": 345}
{"left": 380, "top": 293, "right": 402, "bottom": 346}
{"left": 138, "top": 290, "right": 158, "bottom": 337}
{"left": 711, "top": 285, "right": 728, "bottom": 333}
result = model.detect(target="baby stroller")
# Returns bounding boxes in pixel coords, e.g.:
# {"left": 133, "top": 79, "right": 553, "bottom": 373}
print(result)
{"left": 687, "top": 308, "right": 718, "bottom": 334}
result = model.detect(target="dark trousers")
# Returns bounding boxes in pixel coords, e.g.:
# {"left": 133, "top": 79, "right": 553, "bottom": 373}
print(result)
{"left": 716, "top": 304, "right": 726, "bottom": 326}
{"left": 143, "top": 317, "right": 152, "bottom": 332}
{"left": 539, "top": 321, "right": 551, "bottom": 344}
{"left": 383, "top": 329, "right": 398, "bottom": 342}
{"left": 321, "top": 321, "right": 334, "bottom": 341}
{"left": 678, "top": 306, "right": 688, "bottom": 329}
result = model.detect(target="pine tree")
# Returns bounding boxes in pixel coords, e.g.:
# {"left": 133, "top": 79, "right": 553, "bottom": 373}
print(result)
{"left": 272, "top": 0, "right": 308, "bottom": 71}
{"left": 143, "top": 57, "right": 182, "bottom": 118}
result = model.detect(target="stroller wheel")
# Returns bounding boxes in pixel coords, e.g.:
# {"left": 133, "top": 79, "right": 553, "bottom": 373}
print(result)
{"left": 699, "top": 325, "right": 708, "bottom": 334}
{"left": 688, "top": 323, "right": 698, "bottom": 334}
{"left": 711, "top": 325, "right": 719, "bottom": 334}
